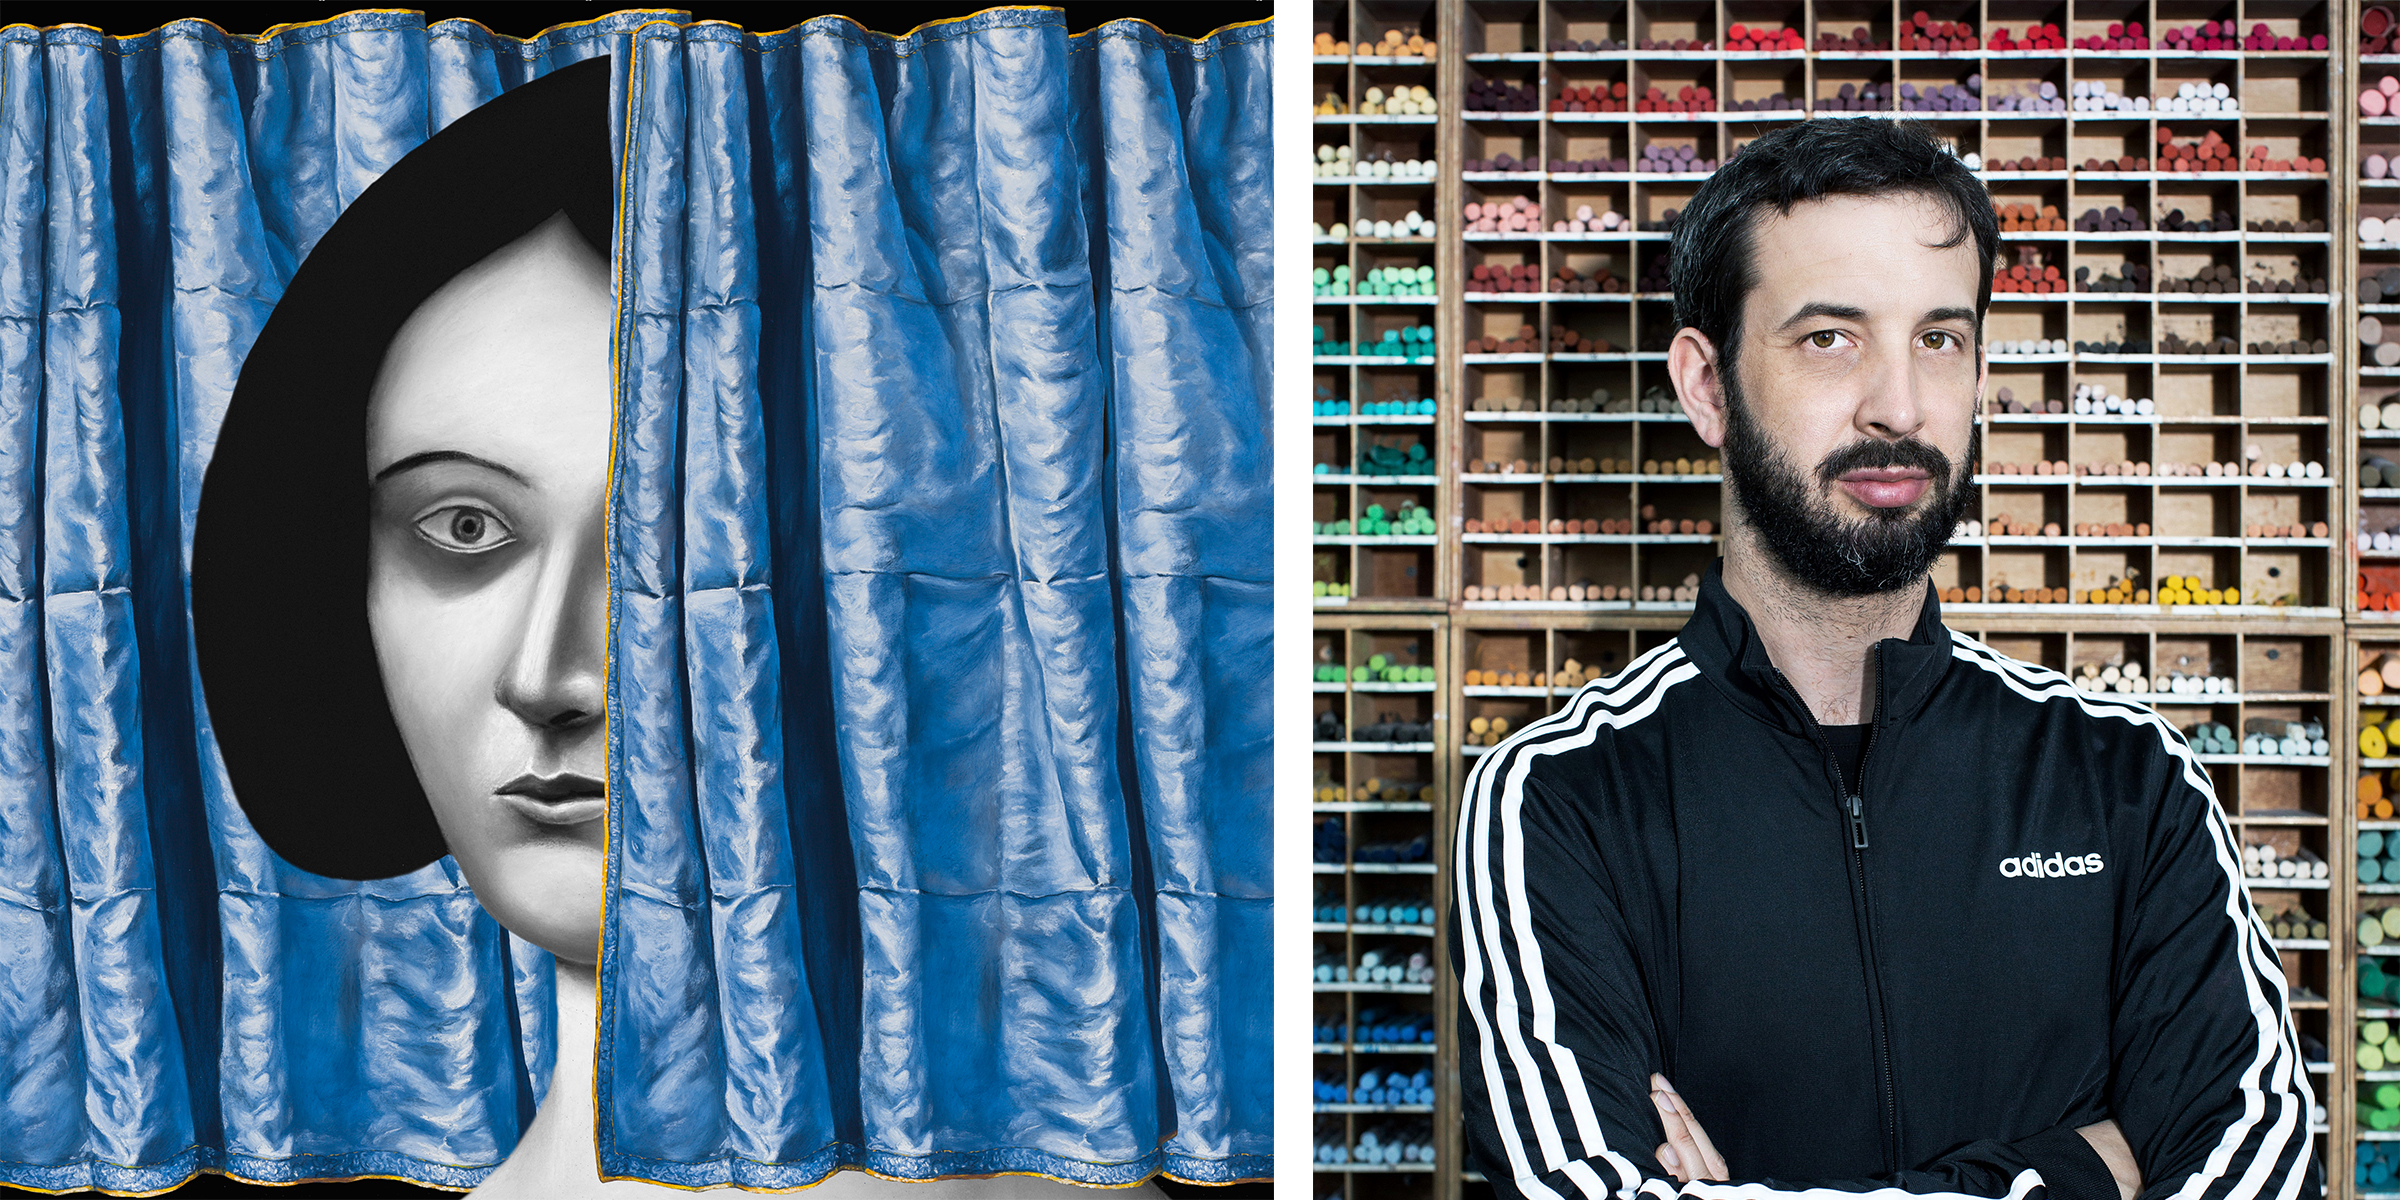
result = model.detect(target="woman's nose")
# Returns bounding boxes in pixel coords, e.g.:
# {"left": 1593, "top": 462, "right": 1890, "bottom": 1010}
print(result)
{"left": 495, "top": 513, "right": 605, "bottom": 731}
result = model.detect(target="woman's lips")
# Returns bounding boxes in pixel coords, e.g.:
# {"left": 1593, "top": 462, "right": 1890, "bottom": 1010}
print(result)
{"left": 495, "top": 773, "right": 606, "bottom": 827}
{"left": 1837, "top": 468, "right": 1930, "bottom": 508}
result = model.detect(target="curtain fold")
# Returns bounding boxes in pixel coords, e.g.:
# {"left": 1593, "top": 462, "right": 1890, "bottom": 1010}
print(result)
{"left": 597, "top": 10, "right": 1271, "bottom": 1188}
{"left": 0, "top": 12, "right": 662, "bottom": 1192}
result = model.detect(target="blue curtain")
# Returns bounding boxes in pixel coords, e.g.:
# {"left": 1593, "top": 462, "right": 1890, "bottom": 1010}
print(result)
{"left": 1, "top": 9, "right": 649, "bottom": 1193}
{"left": 0, "top": 6, "right": 1270, "bottom": 1194}
{"left": 600, "top": 10, "right": 1272, "bottom": 1188}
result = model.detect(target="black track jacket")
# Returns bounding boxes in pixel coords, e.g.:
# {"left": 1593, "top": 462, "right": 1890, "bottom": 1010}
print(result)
{"left": 1454, "top": 562, "right": 2319, "bottom": 1200}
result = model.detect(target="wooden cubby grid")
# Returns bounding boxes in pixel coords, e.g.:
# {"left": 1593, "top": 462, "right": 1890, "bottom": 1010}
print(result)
{"left": 1310, "top": 2, "right": 2362, "bottom": 1197}
{"left": 2354, "top": 637, "right": 2400, "bottom": 1198}
{"left": 1312, "top": 613, "right": 1454, "bottom": 1193}
{"left": 2351, "top": 29, "right": 2400, "bottom": 1200}
{"left": 1451, "top": 0, "right": 2345, "bottom": 616}
{"left": 1314, "top": 0, "right": 1455, "bottom": 613}
{"left": 2363, "top": 47, "right": 2400, "bottom": 615}
{"left": 1454, "top": 412, "right": 1722, "bottom": 607}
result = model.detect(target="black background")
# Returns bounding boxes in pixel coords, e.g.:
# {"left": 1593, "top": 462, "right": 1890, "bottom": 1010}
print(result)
{"left": 0, "top": 1, "right": 1270, "bottom": 1197}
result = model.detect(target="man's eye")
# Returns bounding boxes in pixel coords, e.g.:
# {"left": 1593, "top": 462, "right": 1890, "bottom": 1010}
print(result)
{"left": 412, "top": 504, "right": 516, "bottom": 554}
{"left": 1923, "top": 331, "right": 1957, "bottom": 349}
{"left": 1808, "top": 331, "right": 1848, "bottom": 349}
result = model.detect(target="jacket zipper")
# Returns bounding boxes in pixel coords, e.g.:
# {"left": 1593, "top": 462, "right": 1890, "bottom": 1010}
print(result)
{"left": 1770, "top": 649, "right": 1901, "bottom": 1170}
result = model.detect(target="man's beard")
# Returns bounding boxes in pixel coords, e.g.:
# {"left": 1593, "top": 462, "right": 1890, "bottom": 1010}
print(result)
{"left": 1719, "top": 363, "right": 1980, "bottom": 598}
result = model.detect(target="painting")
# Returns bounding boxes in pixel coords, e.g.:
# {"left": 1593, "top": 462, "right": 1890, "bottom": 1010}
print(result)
{"left": 0, "top": 4, "right": 1270, "bottom": 1196}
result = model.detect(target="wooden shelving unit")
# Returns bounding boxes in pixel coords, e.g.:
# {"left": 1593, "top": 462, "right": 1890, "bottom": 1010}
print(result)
{"left": 1310, "top": 2, "right": 2353, "bottom": 1197}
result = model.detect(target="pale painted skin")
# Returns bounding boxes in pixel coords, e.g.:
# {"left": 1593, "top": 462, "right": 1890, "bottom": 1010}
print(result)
{"left": 1653, "top": 193, "right": 2141, "bottom": 1200}
{"left": 365, "top": 213, "right": 1160, "bottom": 1197}
{"left": 367, "top": 211, "right": 651, "bottom": 1198}
{"left": 367, "top": 211, "right": 614, "bottom": 968}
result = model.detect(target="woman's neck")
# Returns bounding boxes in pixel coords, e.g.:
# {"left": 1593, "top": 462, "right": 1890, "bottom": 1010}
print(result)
{"left": 469, "top": 957, "right": 677, "bottom": 1198}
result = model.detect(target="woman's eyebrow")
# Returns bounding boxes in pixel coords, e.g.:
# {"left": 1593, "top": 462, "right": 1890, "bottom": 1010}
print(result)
{"left": 372, "top": 450, "right": 530, "bottom": 486}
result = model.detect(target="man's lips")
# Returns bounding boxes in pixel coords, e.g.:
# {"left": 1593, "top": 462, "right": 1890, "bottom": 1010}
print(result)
{"left": 1836, "top": 468, "right": 1931, "bottom": 508}
{"left": 495, "top": 772, "right": 606, "bottom": 827}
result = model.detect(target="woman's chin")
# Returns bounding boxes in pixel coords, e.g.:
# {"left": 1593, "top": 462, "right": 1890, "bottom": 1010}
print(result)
{"left": 460, "top": 840, "right": 605, "bottom": 964}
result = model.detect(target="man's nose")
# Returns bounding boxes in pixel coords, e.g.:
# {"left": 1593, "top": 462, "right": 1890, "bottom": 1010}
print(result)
{"left": 1852, "top": 340, "right": 1928, "bottom": 442}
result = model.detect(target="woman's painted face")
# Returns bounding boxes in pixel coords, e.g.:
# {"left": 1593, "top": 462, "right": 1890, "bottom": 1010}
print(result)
{"left": 366, "top": 213, "right": 613, "bottom": 964}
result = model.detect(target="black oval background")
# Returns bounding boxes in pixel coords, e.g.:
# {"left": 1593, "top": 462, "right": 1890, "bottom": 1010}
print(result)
{"left": 192, "top": 56, "right": 613, "bottom": 881}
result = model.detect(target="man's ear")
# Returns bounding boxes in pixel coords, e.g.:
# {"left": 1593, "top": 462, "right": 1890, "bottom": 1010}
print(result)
{"left": 1670, "top": 327, "right": 1729, "bottom": 448}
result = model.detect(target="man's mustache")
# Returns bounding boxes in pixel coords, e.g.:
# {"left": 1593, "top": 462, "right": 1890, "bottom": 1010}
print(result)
{"left": 1815, "top": 438, "right": 1958, "bottom": 485}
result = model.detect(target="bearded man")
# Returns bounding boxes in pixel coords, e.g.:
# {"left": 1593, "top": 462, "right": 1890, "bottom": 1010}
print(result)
{"left": 1451, "top": 117, "right": 2320, "bottom": 1200}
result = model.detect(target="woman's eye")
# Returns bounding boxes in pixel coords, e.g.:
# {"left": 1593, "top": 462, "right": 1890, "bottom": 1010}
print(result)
{"left": 413, "top": 504, "right": 516, "bottom": 554}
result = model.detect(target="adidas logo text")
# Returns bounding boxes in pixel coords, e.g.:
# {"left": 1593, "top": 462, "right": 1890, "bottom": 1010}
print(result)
{"left": 1999, "top": 851, "right": 2104, "bottom": 878}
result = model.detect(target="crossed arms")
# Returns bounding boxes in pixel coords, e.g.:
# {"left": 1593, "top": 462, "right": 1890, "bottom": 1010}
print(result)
{"left": 1648, "top": 1073, "right": 2141, "bottom": 1200}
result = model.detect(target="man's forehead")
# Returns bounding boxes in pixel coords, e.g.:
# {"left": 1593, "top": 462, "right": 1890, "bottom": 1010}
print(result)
{"left": 1744, "top": 193, "right": 1980, "bottom": 319}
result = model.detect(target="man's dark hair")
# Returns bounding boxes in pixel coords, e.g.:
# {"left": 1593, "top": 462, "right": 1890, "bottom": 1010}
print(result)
{"left": 1669, "top": 118, "right": 1998, "bottom": 378}
{"left": 192, "top": 56, "right": 613, "bottom": 882}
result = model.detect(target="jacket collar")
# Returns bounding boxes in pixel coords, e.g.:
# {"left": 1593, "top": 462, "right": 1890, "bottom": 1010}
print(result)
{"left": 1675, "top": 558, "right": 1954, "bottom": 736}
